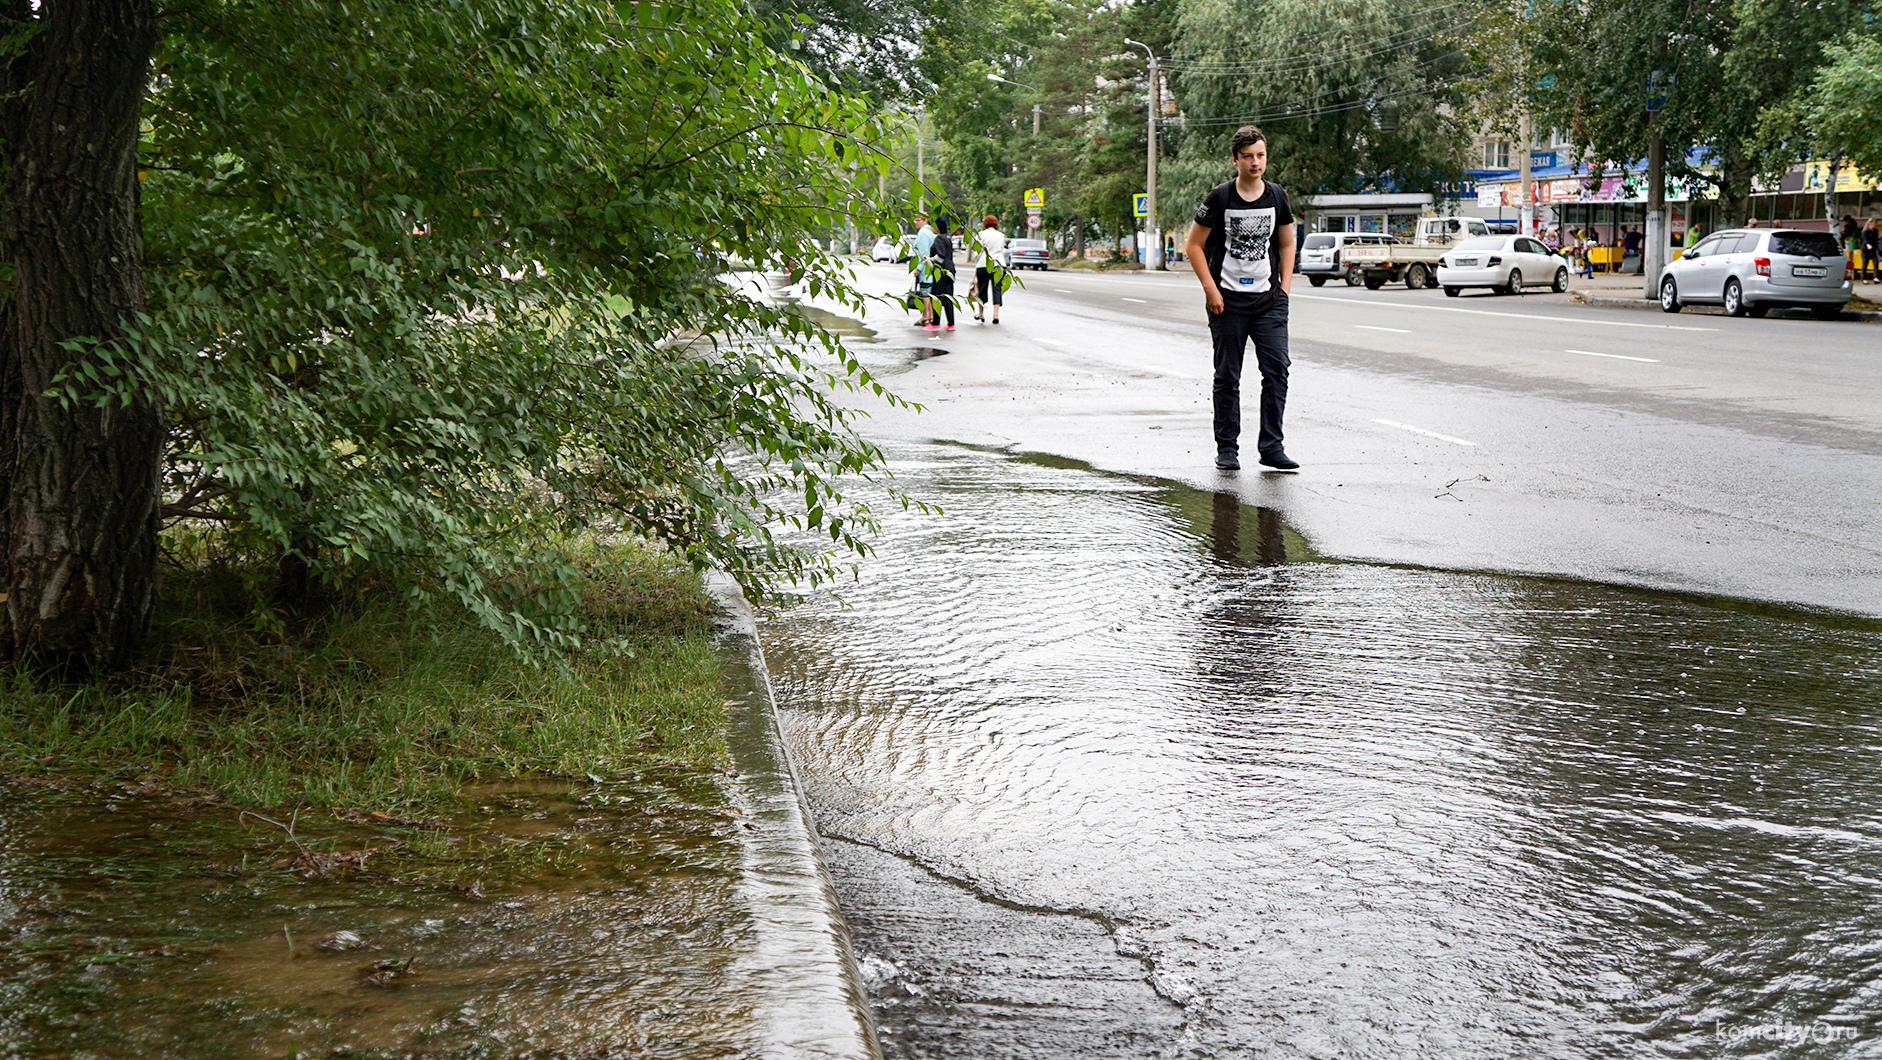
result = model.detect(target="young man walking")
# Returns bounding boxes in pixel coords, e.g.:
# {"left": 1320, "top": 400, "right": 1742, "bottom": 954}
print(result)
{"left": 1185, "top": 125, "right": 1297, "bottom": 471}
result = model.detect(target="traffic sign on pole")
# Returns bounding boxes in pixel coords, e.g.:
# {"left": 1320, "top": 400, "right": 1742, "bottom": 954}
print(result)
{"left": 1024, "top": 188, "right": 1045, "bottom": 208}
{"left": 1133, "top": 193, "right": 1149, "bottom": 218}
{"left": 1027, "top": 215, "right": 1041, "bottom": 230}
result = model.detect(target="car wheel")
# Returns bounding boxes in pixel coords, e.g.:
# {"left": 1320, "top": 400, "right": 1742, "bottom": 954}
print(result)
{"left": 1443, "top": 286, "right": 1461, "bottom": 298}
{"left": 1723, "top": 278, "right": 1746, "bottom": 317}
{"left": 1552, "top": 267, "right": 1569, "bottom": 293}
{"left": 1746, "top": 304, "right": 1769, "bottom": 318}
{"left": 1363, "top": 271, "right": 1385, "bottom": 290}
{"left": 1405, "top": 263, "right": 1429, "bottom": 290}
{"left": 1309, "top": 276, "right": 1327, "bottom": 287}
{"left": 1812, "top": 304, "right": 1843, "bottom": 320}
{"left": 1497, "top": 268, "right": 1522, "bottom": 295}
{"left": 1345, "top": 267, "right": 1362, "bottom": 286}
{"left": 1659, "top": 276, "right": 1681, "bottom": 313}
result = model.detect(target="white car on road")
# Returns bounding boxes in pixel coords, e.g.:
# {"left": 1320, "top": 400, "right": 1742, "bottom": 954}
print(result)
{"left": 1436, "top": 235, "right": 1571, "bottom": 296}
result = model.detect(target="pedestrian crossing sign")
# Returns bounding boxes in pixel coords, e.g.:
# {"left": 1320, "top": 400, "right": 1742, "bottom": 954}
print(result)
{"left": 1133, "top": 193, "right": 1148, "bottom": 218}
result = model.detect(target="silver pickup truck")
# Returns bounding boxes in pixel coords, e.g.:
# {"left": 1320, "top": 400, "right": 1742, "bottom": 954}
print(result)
{"left": 1341, "top": 216, "right": 1490, "bottom": 290}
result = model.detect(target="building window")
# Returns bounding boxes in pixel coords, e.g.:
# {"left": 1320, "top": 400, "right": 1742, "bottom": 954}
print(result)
{"left": 1484, "top": 141, "right": 1510, "bottom": 169}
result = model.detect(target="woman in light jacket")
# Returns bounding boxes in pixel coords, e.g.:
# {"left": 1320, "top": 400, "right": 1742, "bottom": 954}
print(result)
{"left": 969, "top": 215, "right": 1009, "bottom": 323}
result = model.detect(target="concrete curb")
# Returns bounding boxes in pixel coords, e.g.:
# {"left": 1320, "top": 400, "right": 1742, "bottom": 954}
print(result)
{"left": 708, "top": 571, "right": 885, "bottom": 1060}
{"left": 1574, "top": 291, "right": 1882, "bottom": 322}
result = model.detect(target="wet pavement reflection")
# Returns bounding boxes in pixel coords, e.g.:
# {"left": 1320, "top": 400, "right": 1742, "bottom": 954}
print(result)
{"left": 759, "top": 441, "right": 1882, "bottom": 1059}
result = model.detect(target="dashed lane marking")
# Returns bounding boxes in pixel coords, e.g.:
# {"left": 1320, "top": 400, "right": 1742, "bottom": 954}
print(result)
{"left": 1374, "top": 419, "right": 1478, "bottom": 446}
{"left": 1565, "top": 348, "right": 1659, "bottom": 363}
{"left": 1355, "top": 325, "right": 1411, "bottom": 333}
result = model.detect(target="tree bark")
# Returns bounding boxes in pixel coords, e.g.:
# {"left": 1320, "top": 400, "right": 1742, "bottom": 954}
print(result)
{"left": 1717, "top": 154, "right": 1755, "bottom": 229}
{"left": 0, "top": 0, "right": 162, "bottom": 672}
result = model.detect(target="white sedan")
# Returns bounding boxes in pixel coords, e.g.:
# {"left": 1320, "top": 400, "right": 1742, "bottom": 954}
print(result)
{"left": 870, "top": 236, "right": 901, "bottom": 262}
{"left": 1436, "top": 235, "right": 1571, "bottom": 296}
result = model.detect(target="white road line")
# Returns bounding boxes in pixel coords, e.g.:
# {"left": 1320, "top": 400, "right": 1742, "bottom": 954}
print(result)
{"left": 1054, "top": 288, "right": 1074, "bottom": 293}
{"left": 1565, "top": 348, "right": 1659, "bottom": 363}
{"left": 1288, "top": 291, "right": 1718, "bottom": 331}
{"left": 1356, "top": 324, "right": 1411, "bottom": 333}
{"left": 1374, "top": 418, "right": 1478, "bottom": 446}
{"left": 1121, "top": 297, "right": 1148, "bottom": 303}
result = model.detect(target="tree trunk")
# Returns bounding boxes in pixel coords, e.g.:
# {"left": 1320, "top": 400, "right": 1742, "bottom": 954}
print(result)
{"left": 0, "top": 0, "right": 162, "bottom": 673}
{"left": 1717, "top": 154, "right": 1755, "bottom": 229}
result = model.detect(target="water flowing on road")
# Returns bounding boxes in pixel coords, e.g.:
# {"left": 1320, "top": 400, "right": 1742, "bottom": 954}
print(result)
{"left": 759, "top": 438, "right": 1882, "bottom": 1059}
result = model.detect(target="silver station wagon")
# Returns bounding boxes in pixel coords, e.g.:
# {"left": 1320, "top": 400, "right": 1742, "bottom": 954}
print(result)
{"left": 1659, "top": 229, "right": 1853, "bottom": 319}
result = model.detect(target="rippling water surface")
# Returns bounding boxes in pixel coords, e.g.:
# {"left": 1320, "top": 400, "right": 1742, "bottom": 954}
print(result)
{"left": 759, "top": 441, "right": 1882, "bottom": 1059}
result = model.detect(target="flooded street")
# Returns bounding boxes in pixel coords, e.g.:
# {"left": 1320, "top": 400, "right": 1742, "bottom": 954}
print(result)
{"left": 759, "top": 439, "right": 1882, "bottom": 1058}
{"left": 0, "top": 773, "right": 764, "bottom": 1058}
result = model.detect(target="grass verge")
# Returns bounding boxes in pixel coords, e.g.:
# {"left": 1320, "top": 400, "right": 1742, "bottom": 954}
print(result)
{"left": 0, "top": 534, "right": 726, "bottom": 816}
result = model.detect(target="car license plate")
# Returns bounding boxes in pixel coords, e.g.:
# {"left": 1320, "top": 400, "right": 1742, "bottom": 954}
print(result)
{"left": 1455, "top": 257, "right": 1478, "bottom": 266}
{"left": 1792, "top": 265, "right": 1826, "bottom": 277}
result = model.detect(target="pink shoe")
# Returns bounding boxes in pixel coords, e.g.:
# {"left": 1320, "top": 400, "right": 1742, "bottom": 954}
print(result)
{"left": 944, "top": 324, "right": 956, "bottom": 330}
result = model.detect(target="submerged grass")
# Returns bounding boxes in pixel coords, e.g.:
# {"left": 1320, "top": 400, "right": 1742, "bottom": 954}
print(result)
{"left": 0, "top": 533, "right": 726, "bottom": 815}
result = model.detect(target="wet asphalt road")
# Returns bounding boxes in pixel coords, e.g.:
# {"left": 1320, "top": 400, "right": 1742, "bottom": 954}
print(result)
{"left": 763, "top": 264, "right": 1882, "bottom": 1059}
{"left": 761, "top": 444, "right": 1882, "bottom": 1059}
{"left": 810, "top": 261, "right": 1882, "bottom": 617}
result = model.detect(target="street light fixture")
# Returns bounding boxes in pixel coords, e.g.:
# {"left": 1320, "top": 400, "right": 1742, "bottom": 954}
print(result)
{"left": 986, "top": 72, "right": 1043, "bottom": 135}
{"left": 1122, "top": 39, "right": 1162, "bottom": 271}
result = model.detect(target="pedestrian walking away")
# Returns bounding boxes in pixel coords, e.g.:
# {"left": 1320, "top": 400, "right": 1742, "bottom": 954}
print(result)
{"left": 928, "top": 215, "right": 958, "bottom": 331}
{"left": 970, "top": 215, "right": 1008, "bottom": 323}
{"left": 1184, "top": 124, "right": 1297, "bottom": 472}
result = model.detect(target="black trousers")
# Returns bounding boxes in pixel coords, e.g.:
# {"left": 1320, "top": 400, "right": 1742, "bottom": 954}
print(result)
{"left": 1208, "top": 300, "right": 1290, "bottom": 456}
{"left": 975, "top": 266, "right": 1003, "bottom": 305}
{"left": 931, "top": 278, "right": 956, "bottom": 325}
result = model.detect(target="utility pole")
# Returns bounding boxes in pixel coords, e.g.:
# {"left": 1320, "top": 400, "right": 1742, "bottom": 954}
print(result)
{"left": 1124, "top": 39, "right": 1161, "bottom": 271}
{"left": 1642, "top": 65, "right": 1671, "bottom": 299}
{"left": 1518, "top": 111, "right": 1534, "bottom": 237}
{"left": 1644, "top": 130, "right": 1666, "bottom": 299}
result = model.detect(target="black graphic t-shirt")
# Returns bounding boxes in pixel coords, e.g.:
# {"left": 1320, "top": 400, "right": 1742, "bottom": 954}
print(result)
{"left": 1193, "top": 179, "right": 1293, "bottom": 314}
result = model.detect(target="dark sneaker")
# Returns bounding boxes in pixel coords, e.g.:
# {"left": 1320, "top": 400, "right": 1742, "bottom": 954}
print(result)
{"left": 1258, "top": 450, "right": 1299, "bottom": 470}
{"left": 1215, "top": 452, "right": 1240, "bottom": 470}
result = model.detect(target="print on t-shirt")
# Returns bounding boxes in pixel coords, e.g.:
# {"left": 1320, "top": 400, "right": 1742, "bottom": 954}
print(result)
{"left": 1221, "top": 207, "right": 1275, "bottom": 293}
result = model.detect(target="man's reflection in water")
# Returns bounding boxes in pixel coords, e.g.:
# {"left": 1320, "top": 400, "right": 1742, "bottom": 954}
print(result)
{"left": 1210, "top": 491, "right": 1287, "bottom": 566}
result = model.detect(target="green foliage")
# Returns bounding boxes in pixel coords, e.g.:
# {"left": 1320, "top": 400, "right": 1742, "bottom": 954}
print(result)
{"left": 60, "top": 0, "right": 917, "bottom": 656}
{"left": 1165, "top": 0, "right": 1471, "bottom": 208}
{"left": 1527, "top": 0, "right": 1865, "bottom": 218}
{"left": 1805, "top": 32, "right": 1882, "bottom": 179}
{"left": 918, "top": 0, "right": 1171, "bottom": 239}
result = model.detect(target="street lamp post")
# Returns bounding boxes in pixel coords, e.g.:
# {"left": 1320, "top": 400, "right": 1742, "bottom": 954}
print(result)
{"left": 986, "top": 73, "right": 1041, "bottom": 135}
{"left": 1123, "top": 39, "right": 1161, "bottom": 271}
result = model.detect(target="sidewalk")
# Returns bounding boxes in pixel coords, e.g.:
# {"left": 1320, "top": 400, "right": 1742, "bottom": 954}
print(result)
{"left": 1567, "top": 266, "right": 1882, "bottom": 321}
